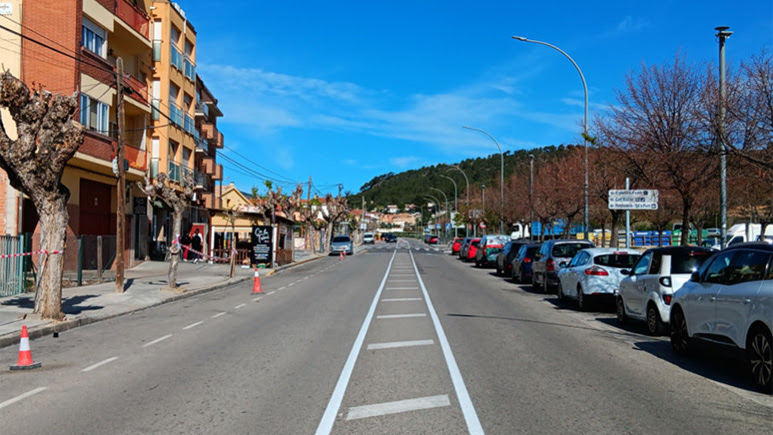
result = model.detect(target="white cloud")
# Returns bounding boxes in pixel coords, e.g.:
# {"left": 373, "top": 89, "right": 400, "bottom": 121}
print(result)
{"left": 389, "top": 156, "right": 420, "bottom": 167}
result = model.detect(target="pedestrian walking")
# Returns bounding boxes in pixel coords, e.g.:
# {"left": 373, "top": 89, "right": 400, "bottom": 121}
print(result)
{"left": 191, "top": 228, "right": 203, "bottom": 264}
{"left": 180, "top": 232, "right": 191, "bottom": 262}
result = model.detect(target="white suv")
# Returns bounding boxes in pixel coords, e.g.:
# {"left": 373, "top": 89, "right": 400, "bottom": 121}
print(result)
{"left": 616, "top": 246, "right": 713, "bottom": 335}
{"left": 363, "top": 232, "right": 374, "bottom": 244}
{"left": 670, "top": 243, "right": 773, "bottom": 393}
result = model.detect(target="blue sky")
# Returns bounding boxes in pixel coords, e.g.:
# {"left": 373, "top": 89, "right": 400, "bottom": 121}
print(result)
{"left": 182, "top": 0, "right": 773, "bottom": 197}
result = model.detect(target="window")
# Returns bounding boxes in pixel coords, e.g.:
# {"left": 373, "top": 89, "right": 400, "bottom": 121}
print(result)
{"left": 672, "top": 251, "right": 713, "bottom": 274}
{"left": 82, "top": 17, "right": 107, "bottom": 57}
{"left": 728, "top": 251, "right": 771, "bottom": 284}
{"left": 702, "top": 252, "right": 734, "bottom": 284}
{"left": 595, "top": 254, "right": 641, "bottom": 268}
{"left": 79, "top": 94, "right": 108, "bottom": 133}
{"left": 633, "top": 253, "right": 652, "bottom": 276}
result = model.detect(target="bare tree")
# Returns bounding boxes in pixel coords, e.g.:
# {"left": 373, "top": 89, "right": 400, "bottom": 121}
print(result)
{"left": 138, "top": 172, "right": 193, "bottom": 290}
{"left": 319, "top": 194, "right": 350, "bottom": 251}
{"left": 0, "top": 72, "right": 84, "bottom": 320}
{"left": 600, "top": 55, "right": 717, "bottom": 245}
{"left": 222, "top": 207, "right": 242, "bottom": 278}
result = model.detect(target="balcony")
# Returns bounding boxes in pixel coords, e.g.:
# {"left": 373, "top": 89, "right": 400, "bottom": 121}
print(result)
{"left": 212, "top": 164, "right": 223, "bottom": 181}
{"left": 123, "top": 73, "right": 148, "bottom": 106}
{"left": 200, "top": 121, "right": 217, "bottom": 140}
{"left": 193, "top": 170, "right": 208, "bottom": 190}
{"left": 125, "top": 144, "right": 147, "bottom": 171}
{"left": 213, "top": 131, "right": 224, "bottom": 148}
{"left": 195, "top": 102, "right": 209, "bottom": 119}
{"left": 115, "top": 0, "right": 150, "bottom": 39}
{"left": 200, "top": 192, "right": 221, "bottom": 210}
{"left": 201, "top": 157, "right": 215, "bottom": 175}
{"left": 168, "top": 162, "right": 181, "bottom": 183}
{"left": 184, "top": 114, "right": 196, "bottom": 136}
{"left": 194, "top": 132, "right": 208, "bottom": 153}
{"left": 184, "top": 57, "right": 196, "bottom": 82}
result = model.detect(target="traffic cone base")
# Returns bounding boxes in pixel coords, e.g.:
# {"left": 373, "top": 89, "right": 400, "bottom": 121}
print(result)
{"left": 10, "top": 326, "right": 41, "bottom": 371}
{"left": 252, "top": 268, "right": 263, "bottom": 294}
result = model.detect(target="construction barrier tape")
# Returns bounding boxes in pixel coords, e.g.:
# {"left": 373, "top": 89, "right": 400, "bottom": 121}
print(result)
{"left": 180, "top": 244, "right": 238, "bottom": 263}
{"left": 0, "top": 249, "right": 64, "bottom": 260}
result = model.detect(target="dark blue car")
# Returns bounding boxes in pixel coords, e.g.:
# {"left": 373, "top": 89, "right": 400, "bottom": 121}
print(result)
{"left": 511, "top": 244, "right": 541, "bottom": 284}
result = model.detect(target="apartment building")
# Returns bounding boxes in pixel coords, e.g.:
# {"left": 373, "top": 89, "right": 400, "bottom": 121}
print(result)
{"left": 147, "top": 0, "right": 223, "bottom": 258}
{"left": 16, "top": 0, "right": 153, "bottom": 266}
{"left": 0, "top": 1, "right": 22, "bottom": 236}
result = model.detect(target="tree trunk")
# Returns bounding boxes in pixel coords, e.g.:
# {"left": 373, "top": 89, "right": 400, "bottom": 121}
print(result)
{"left": 167, "top": 207, "right": 183, "bottom": 289}
{"left": 32, "top": 195, "right": 68, "bottom": 320}
{"left": 610, "top": 211, "right": 620, "bottom": 248}
{"left": 680, "top": 199, "right": 691, "bottom": 246}
{"left": 324, "top": 221, "right": 334, "bottom": 252}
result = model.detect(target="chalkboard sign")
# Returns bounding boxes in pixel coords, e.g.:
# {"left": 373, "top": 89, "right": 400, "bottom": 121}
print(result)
{"left": 251, "top": 225, "right": 273, "bottom": 266}
{"left": 133, "top": 197, "right": 147, "bottom": 215}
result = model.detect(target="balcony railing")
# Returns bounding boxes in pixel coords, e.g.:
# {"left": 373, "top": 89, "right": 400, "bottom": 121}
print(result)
{"left": 184, "top": 113, "right": 195, "bottom": 135}
{"left": 171, "top": 44, "right": 183, "bottom": 71}
{"left": 195, "top": 102, "right": 209, "bottom": 119}
{"left": 115, "top": 0, "right": 150, "bottom": 39}
{"left": 169, "top": 103, "right": 183, "bottom": 127}
{"left": 194, "top": 131, "right": 207, "bottom": 153}
{"left": 182, "top": 167, "right": 193, "bottom": 186}
{"left": 123, "top": 73, "right": 148, "bottom": 104}
{"left": 194, "top": 170, "right": 208, "bottom": 190}
{"left": 168, "top": 161, "right": 181, "bottom": 183}
{"left": 184, "top": 57, "right": 196, "bottom": 81}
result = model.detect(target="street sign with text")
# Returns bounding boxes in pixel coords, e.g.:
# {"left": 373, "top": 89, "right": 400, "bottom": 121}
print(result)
{"left": 608, "top": 189, "right": 659, "bottom": 210}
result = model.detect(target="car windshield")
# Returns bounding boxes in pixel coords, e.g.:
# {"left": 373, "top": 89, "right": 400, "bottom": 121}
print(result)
{"left": 525, "top": 247, "right": 540, "bottom": 257}
{"left": 672, "top": 251, "right": 712, "bottom": 273}
{"left": 552, "top": 243, "right": 591, "bottom": 258}
{"left": 332, "top": 236, "right": 350, "bottom": 243}
{"left": 471, "top": 241, "right": 480, "bottom": 246}
{"left": 594, "top": 253, "right": 641, "bottom": 268}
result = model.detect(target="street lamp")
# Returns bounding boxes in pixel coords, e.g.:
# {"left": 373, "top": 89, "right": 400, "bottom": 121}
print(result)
{"left": 529, "top": 154, "right": 535, "bottom": 242}
{"left": 447, "top": 164, "right": 470, "bottom": 237}
{"left": 425, "top": 194, "right": 443, "bottom": 238}
{"left": 716, "top": 26, "right": 732, "bottom": 249}
{"left": 464, "top": 126, "right": 504, "bottom": 235}
{"left": 512, "top": 35, "right": 590, "bottom": 242}
{"left": 430, "top": 187, "right": 450, "bottom": 241}
{"left": 480, "top": 184, "right": 486, "bottom": 236}
{"left": 440, "top": 175, "right": 459, "bottom": 237}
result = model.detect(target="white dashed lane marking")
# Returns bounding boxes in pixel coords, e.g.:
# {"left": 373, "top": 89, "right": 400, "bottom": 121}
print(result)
{"left": 382, "top": 298, "right": 423, "bottom": 302}
{"left": 183, "top": 321, "right": 204, "bottom": 330}
{"left": 81, "top": 357, "right": 119, "bottom": 372}
{"left": 346, "top": 395, "right": 450, "bottom": 421}
{"left": 211, "top": 312, "right": 227, "bottom": 319}
{"left": 376, "top": 313, "right": 427, "bottom": 319}
{"left": 367, "top": 339, "right": 434, "bottom": 350}
{"left": 0, "top": 387, "right": 47, "bottom": 410}
{"left": 143, "top": 334, "right": 173, "bottom": 347}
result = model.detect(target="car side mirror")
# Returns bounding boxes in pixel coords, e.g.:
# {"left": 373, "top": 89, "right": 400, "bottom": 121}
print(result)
{"left": 690, "top": 271, "right": 701, "bottom": 282}
{"left": 559, "top": 261, "right": 568, "bottom": 268}
{"left": 620, "top": 269, "right": 630, "bottom": 276}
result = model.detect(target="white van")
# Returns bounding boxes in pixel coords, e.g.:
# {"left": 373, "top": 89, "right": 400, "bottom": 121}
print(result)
{"left": 362, "top": 232, "right": 375, "bottom": 244}
{"left": 726, "top": 223, "right": 773, "bottom": 246}
{"left": 510, "top": 222, "right": 530, "bottom": 240}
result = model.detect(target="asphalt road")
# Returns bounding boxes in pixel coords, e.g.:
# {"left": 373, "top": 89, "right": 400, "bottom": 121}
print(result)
{"left": 1, "top": 238, "right": 773, "bottom": 434}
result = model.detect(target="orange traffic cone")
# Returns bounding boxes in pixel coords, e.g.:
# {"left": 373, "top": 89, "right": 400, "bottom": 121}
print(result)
{"left": 339, "top": 250, "right": 345, "bottom": 260}
{"left": 252, "top": 268, "right": 263, "bottom": 294}
{"left": 10, "top": 325, "right": 41, "bottom": 370}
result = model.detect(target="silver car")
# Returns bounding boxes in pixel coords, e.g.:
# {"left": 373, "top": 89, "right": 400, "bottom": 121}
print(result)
{"left": 557, "top": 248, "right": 641, "bottom": 311}
{"left": 330, "top": 235, "right": 354, "bottom": 255}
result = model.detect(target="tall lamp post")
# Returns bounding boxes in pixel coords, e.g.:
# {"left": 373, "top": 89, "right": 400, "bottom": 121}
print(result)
{"left": 447, "top": 164, "right": 470, "bottom": 236}
{"left": 464, "top": 126, "right": 504, "bottom": 235}
{"left": 425, "top": 194, "right": 443, "bottom": 238}
{"left": 480, "top": 184, "right": 486, "bottom": 236}
{"left": 512, "top": 35, "right": 589, "bottom": 242}
{"left": 440, "top": 175, "right": 458, "bottom": 237}
{"left": 716, "top": 26, "right": 732, "bottom": 249}
{"left": 529, "top": 154, "right": 535, "bottom": 242}
{"left": 430, "top": 187, "right": 450, "bottom": 241}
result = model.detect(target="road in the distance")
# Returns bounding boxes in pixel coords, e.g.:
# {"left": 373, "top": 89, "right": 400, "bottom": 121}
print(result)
{"left": 1, "top": 238, "right": 772, "bottom": 434}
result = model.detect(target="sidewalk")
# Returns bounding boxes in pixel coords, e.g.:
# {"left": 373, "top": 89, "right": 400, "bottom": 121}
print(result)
{"left": 0, "top": 250, "right": 324, "bottom": 349}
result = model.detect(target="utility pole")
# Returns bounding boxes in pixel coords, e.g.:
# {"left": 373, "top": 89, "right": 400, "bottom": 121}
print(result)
{"left": 115, "top": 57, "right": 126, "bottom": 293}
{"left": 716, "top": 26, "right": 732, "bottom": 249}
{"left": 338, "top": 183, "right": 343, "bottom": 197}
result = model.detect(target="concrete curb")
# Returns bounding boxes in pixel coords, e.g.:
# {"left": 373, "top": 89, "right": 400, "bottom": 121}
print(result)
{"left": 0, "top": 254, "right": 325, "bottom": 348}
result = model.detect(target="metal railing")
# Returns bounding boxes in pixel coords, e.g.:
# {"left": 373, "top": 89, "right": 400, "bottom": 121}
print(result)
{"left": 168, "top": 161, "right": 181, "bottom": 182}
{"left": 0, "top": 234, "right": 29, "bottom": 296}
{"left": 170, "top": 44, "right": 183, "bottom": 71}
{"left": 184, "top": 57, "right": 196, "bottom": 81}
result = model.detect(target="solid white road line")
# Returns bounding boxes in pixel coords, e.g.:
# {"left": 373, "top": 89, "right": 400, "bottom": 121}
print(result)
{"left": 143, "top": 334, "right": 173, "bottom": 347}
{"left": 410, "top": 250, "right": 484, "bottom": 434}
{"left": 81, "top": 357, "right": 119, "bottom": 372}
{"left": 376, "top": 313, "right": 427, "bottom": 319}
{"left": 315, "top": 250, "right": 397, "bottom": 435}
{"left": 382, "top": 298, "right": 422, "bottom": 302}
{"left": 367, "top": 339, "right": 434, "bottom": 350}
{"left": 0, "top": 387, "right": 47, "bottom": 410}
{"left": 211, "top": 312, "right": 227, "bottom": 318}
{"left": 183, "top": 321, "right": 204, "bottom": 330}
{"left": 346, "top": 394, "right": 450, "bottom": 421}
{"left": 235, "top": 303, "right": 246, "bottom": 309}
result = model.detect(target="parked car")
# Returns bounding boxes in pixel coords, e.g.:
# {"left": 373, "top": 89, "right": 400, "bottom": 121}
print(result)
{"left": 496, "top": 240, "right": 529, "bottom": 277}
{"left": 330, "top": 235, "right": 354, "bottom": 256}
{"left": 363, "top": 232, "right": 375, "bottom": 244}
{"left": 557, "top": 248, "right": 641, "bottom": 311}
{"left": 451, "top": 237, "right": 464, "bottom": 255}
{"left": 463, "top": 238, "right": 481, "bottom": 262}
{"left": 475, "top": 234, "right": 510, "bottom": 268}
{"left": 669, "top": 243, "right": 773, "bottom": 393}
{"left": 383, "top": 233, "right": 397, "bottom": 243}
{"left": 532, "top": 239, "right": 595, "bottom": 293}
{"left": 511, "top": 243, "right": 541, "bottom": 284}
{"left": 459, "top": 237, "right": 474, "bottom": 260}
{"left": 616, "top": 246, "right": 713, "bottom": 335}
{"left": 427, "top": 235, "right": 439, "bottom": 245}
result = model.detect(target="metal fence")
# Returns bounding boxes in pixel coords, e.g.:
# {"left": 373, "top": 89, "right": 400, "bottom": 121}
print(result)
{"left": 0, "top": 234, "right": 28, "bottom": 297}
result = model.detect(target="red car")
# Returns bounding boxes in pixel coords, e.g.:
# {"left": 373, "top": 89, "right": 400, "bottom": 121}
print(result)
{"left": 428, "top": 235, "right": 439, "bottom": 244}
{"left": 451, "top": 237, "right": 463, "bottom": 254}
{"left": 464, "top": 238, "right": 481, "bottom": 262}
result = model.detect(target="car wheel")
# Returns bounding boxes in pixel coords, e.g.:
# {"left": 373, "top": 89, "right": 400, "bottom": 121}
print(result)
{"left": 577, "top": 287, "right": 587, "bottom": 311}
{"left": 556, "top": 282, "right": 565, "bottom": 302}
{"left": 496, "top": 265, "right": 502, "bottom": 276}
{"left": 646, "top": 303, "right": 665, "bottom": 336}
{"left": 616, "top": 296, "right": 628, "bottom": 324}
{"left": 669, "top": 306, "right": 691, "bottom": 355}
{"left": 532, "top": 274, "right": 541, "bottom": 291}
{"left": 748, "top": 326, "right": 773, "bottom": 394}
